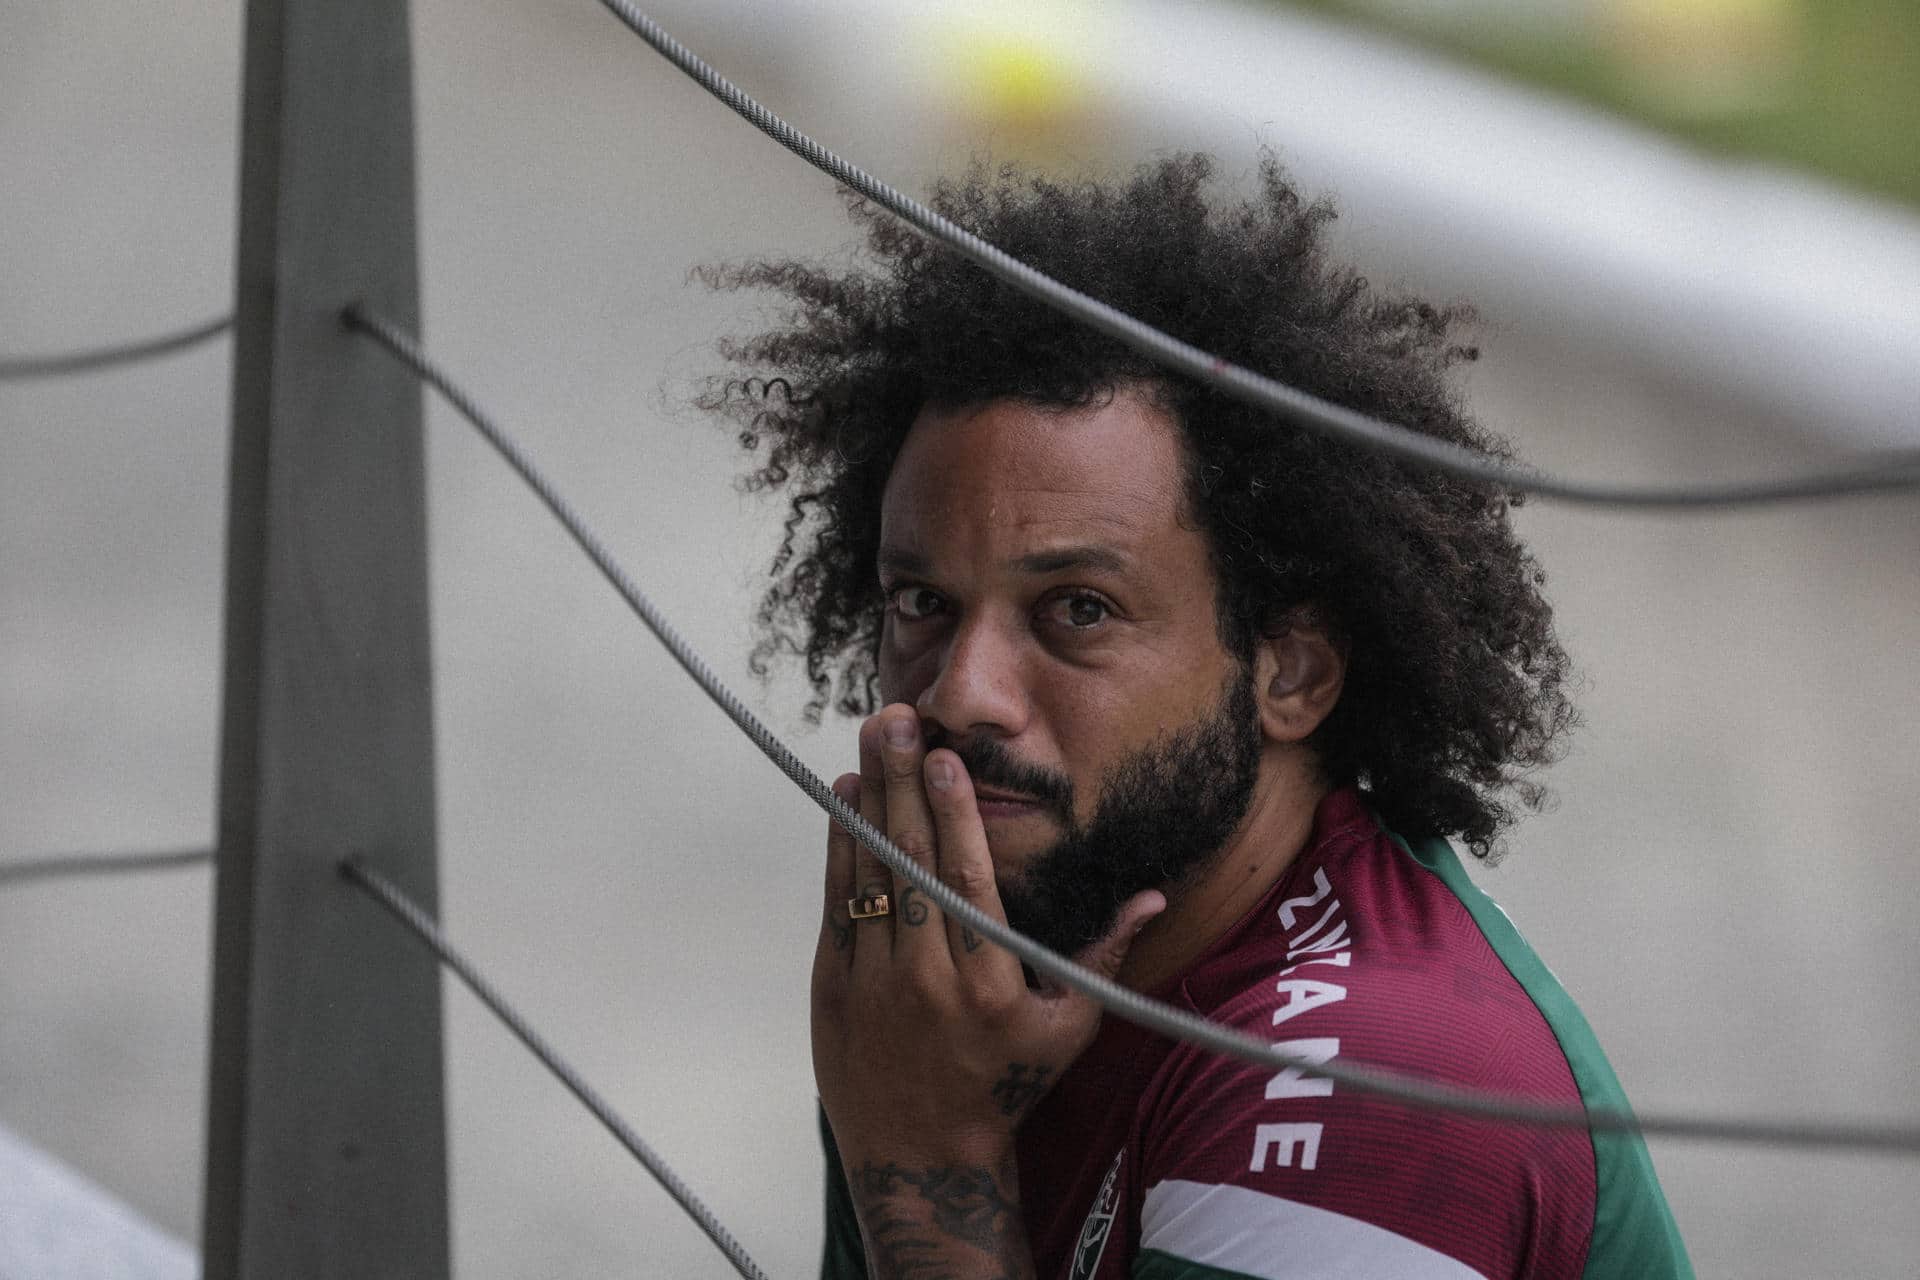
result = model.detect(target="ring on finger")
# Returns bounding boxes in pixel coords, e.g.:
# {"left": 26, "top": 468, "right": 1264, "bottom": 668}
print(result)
{"left": 848, "top": 893, "right": 891, "bottom": 920}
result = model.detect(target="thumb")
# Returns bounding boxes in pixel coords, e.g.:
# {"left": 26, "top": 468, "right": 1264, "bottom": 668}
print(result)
{"left": 1072, "top": 888, "right": 1168, "bottom": 986}
{"left": 1038, "top": 890, "right": 1169, "bottom": 1049}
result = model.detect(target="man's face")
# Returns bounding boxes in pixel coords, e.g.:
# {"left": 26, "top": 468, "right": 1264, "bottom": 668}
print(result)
{"left": 875, "top": 389, "right": 1263, "bottom": 954}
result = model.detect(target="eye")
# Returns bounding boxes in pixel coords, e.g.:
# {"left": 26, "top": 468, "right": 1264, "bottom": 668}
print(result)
{"left": 888, "top": 585, "right": 947, "bottom": 621}
{"left": 1047, "top": 591, "right": 1113, "bottom": 631}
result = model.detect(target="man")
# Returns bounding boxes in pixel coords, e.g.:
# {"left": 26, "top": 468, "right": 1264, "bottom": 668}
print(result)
{"left": 703, "top": 155, "right": 1691, "bottom": 1279}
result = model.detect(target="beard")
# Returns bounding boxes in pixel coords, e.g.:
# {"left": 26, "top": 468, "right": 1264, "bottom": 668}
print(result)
{"left": 944, "top": 667, "right": 1262, "bottom": 960}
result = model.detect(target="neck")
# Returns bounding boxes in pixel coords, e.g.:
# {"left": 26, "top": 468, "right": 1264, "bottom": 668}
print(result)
{"left": 1116, "top": 745, "right": 1329, "bottom": 994}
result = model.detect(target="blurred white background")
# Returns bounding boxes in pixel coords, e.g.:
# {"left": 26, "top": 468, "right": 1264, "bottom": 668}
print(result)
{"left": 4, "top": 1, "right": 1917, "bottom": 1276}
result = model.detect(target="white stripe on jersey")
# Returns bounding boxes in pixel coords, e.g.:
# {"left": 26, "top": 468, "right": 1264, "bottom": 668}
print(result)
{"left": 1141, "top": 1179, "right": 1486, "bottom": 1280}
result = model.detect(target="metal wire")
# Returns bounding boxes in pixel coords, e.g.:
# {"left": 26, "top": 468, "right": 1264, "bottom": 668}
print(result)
{"left": 0, "top": 848, "right": 213, "bottom": 887}
{"left": 0, "top": 315, "right": 233, "bottom": 380}
{"left": 340, "top": 857, "right": 775, "bottom": 1280}
{"left": 593, "top": 0, "right": 1920, "bottom": 509}
{"left": 347, "top": 305, "right": 1920, "bottom": 1155}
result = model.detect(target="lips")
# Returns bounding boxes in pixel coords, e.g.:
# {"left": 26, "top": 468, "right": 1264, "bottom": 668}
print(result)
{"left": 972, "top": 787, "right": 1050, "bottom": 822}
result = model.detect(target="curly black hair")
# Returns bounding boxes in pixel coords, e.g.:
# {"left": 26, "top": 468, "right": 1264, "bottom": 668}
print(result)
{"left": 698, "top": 154, "right": 1575, "bottom": 857}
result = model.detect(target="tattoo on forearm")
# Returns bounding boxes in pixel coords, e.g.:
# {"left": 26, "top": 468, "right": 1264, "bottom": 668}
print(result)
{"left": 849, "top": 1159, "right": 1030, "bottom": 1279}
{"left": 899, "top": 884, "right": 930, "bottom": 926}
{"left": 988, "top": 1063, "right": 1053, "bottom": 1118}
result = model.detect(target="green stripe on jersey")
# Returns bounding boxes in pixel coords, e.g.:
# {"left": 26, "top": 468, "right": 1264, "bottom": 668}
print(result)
{"left": 1389, "top": 832, "right": 1694, "bottom": 1280}
{"left": 1135, "top": 1246, "right": 1263, "bottom": 1280}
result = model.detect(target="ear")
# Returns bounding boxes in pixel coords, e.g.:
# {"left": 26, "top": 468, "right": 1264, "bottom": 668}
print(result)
{"left": 1250, "top": 609, "right": 1346, "bottom": 745}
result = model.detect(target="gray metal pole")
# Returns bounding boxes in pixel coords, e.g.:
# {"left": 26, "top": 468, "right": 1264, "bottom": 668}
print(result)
{"left": 203, "top": 1, "right": 448, "bottom": 1276}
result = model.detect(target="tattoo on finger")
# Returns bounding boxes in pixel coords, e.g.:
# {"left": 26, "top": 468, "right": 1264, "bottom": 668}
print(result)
{"left": 898, "top": 883, "right": 930, "bottom": 926}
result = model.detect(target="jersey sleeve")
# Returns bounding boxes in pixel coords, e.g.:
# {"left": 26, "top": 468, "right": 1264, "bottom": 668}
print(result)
{"left": 818, "top": 1109, "right": 869, "bottom": 1280}
{"left": 1127, "top": 960, "right": 1602, "bottom": 1280}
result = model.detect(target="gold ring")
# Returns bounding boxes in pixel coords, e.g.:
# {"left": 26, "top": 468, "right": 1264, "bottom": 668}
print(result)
{"left": 848, "top": 893, "right": 891, "bottom": 920}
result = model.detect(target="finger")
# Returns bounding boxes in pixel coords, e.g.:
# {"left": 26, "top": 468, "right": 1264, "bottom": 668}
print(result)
{"left": 849, "top": 715, "right": 897, "bottom": 977}
{"left": 922, "top": 747, "right": 1022, "bottom": 994}
{"left": 1040, "top": 888, "right": 1168, "bottom": 1046}
{"left": 818, "top": 773, "right": 862, "bottom": 968}
{"left": 872, "top": 705, "right": 945, "bottom": 971}
{"left": 1074, "top": 889, "right": 1166, "bottom": 984}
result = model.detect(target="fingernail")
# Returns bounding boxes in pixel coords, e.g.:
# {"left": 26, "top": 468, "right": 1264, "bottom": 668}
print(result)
{"left": 926, "top": 756, "right": 953, "bottom": 789}
{"left": 884, "top": 717, "right": 917, "bottom": 749}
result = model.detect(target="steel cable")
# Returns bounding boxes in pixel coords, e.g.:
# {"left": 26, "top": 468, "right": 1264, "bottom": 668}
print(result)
{"left": 341, "top": 857, "right": 774, "bottom": 1280}
{"left": 346, "top": 304, "right": 1920, "bottom": 1155}
{"left": 0, "top": 315, "right": 233, "bottom": 380}
{"left": 592, "top": 0, "right": 1920, "bottom": 509}
{"left": 0, "top": 848, "right": 213, "bottom": 887}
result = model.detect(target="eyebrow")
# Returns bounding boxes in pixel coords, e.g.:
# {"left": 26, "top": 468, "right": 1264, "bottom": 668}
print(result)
{"left": 1013, "top": 545, "right": 1131, "bottom": 575}
{"left": 876, "top": 545, "right": 932, "bottom": 577}
{"left": 875, "top": 543, "right": 1132, "bottom": 578}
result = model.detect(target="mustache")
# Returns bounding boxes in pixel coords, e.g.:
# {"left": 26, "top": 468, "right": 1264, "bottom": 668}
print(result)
{"left": 934, "top": 733, "right": 1074, "bottom": 816}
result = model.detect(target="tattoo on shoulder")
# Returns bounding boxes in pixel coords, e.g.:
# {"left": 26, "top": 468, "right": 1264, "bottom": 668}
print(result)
{"left": 988, "top": 1063, "right": 1053, "bottom": 1118}
{"left": 848, "top": 1158, "right": 1027, "bottom": 1278}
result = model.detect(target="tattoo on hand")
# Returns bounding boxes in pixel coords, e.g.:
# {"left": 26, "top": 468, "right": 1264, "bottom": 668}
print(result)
{"left": 830, "top": 915, "right": 852, "bottom": 951}
{"left": 988, "top": 1063, "right": 1053, "bottom": 1118}
{"left": 961, "top": 925, "right": 982, "bottom": 953}
{"left": 899, "top": 884, "right": 930, "bottom": 926}
{"left": 850, "top": 1159, "right": 1027, "bottom": 1278}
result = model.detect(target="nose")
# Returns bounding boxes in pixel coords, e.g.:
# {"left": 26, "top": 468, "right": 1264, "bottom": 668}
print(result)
{"left": 914, "top": 614, "right": 1031, "bottom": 743}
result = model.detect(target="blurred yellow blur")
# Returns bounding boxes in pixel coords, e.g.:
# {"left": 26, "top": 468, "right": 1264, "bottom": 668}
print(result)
{"left": 921, "top": 2, "right": 1101, "bottom": 157}
{"left": 1601, "top": 0, "right": 1800, "bottom": 115}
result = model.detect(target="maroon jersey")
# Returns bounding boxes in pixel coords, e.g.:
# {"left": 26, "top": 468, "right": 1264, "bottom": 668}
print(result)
{"left": 823, "top": 787, "right": 1690, "bottom": 1279}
